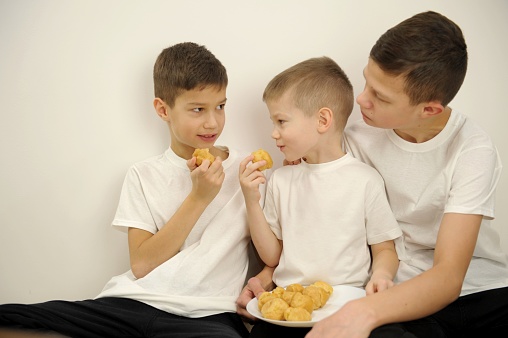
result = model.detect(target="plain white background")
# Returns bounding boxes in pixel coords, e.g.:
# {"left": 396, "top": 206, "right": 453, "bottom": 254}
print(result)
{"left": 1, "top": 0, "right": 507, "bottom": 304}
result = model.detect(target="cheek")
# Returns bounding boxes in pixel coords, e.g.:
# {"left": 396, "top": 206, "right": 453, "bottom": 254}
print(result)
{"left": 216, "top": 113, "right": 226, "bottom": 128}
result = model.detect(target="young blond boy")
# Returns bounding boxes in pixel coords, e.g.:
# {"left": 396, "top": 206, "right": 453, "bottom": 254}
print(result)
{"left": 239, "top": 56, "right": 402, "bottom": 337}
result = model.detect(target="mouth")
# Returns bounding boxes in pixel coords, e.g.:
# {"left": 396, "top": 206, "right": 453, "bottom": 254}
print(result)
{"left": 198, "top": 134, "right": 217, "bottom": 143}
{"left": 360, "top": 111, "right": 371, "bottom": 121}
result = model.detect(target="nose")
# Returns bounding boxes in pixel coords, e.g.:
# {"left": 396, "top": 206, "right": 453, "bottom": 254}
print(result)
{"left": 356, "top": 88, "right": 372, "bottom": 109}
{"left": 204, "top": 112, "right": 218, "bottom": 129}
{"left": 271, "top": 127, "right": 280, "bottom": 140}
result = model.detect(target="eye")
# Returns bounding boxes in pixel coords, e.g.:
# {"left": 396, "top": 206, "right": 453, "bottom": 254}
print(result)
{"left": 374, "top": 92, "right": 388, "bottom": 103}
{"left": 216, "top": 103, "right": 226, "bottom": 110}
{"left": 192, "top": 107, "right": 204, "bottom": 112}
{"left": 278, "top": 120, "right": 286, "bottom": 125}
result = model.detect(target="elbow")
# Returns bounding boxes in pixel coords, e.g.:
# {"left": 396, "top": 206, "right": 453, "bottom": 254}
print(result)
{"left": 262, "top": 254, "right": 280, "bottom": 269}
{"left": 448, "top": 279, "right": 463, "bottom": 302}
{"left": 130, "top": 261, "right": 151, "bottom": 279}
{"left": 439, "top": 274, "right": 463, "bottom": 305}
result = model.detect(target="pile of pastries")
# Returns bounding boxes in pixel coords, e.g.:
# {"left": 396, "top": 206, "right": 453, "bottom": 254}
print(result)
{"left": 258, "top": 281, "right": 333, "bottom": 321}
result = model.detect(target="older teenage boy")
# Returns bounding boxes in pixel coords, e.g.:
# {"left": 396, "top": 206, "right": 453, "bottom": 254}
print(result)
{"left": 307, "top": 11, "right": 508, "bottom": 338}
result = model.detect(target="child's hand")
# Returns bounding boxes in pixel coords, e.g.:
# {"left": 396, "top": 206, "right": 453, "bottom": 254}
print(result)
{"left": 365, "top": 271, "right": 394, "bottom": 295}
{"left": 239, "top": 155, "right": 266, "bottom": 203}
{"left": 236, "top": 277, "right": 267, "bottom": 321}
{"left": 187, "top": 156, "right": 225, "bottom": 204}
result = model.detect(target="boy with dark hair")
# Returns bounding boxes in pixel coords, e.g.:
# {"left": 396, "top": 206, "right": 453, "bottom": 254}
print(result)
{"left": 307, "top": 11, "right": 508, "bottom": 338}
{"left": 0, "top": 42, "right": 254, "bottom": 338}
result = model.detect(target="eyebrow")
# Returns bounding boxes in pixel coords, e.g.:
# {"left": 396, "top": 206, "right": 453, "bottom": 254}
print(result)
{"left": 363, "top": 68, "right": 391, "bottom": 101}
{"left": 188, "top": 98, "right": 227, "bottom": 106}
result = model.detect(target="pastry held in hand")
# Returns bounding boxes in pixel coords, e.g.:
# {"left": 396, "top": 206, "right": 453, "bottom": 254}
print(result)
{"left": 193, "top": 148, "right": 215, "bottom": 166}
{"left": 252, "top": 148, "right": 273, "bottom": 171}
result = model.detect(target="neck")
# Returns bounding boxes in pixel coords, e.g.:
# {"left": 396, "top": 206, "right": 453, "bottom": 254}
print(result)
{"left": 304, "top": 135, "right": 346, "bottom": 164}
{"left": 394, "top": 107, "right": 452, "bottom": 143}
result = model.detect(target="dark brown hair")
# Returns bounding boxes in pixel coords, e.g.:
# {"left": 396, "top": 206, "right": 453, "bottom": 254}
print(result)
{"left": 370, "top": 11, "right": 467, "bottom": 106}
{"left": 153, "top": 42, "right": 228, "bottom": 107}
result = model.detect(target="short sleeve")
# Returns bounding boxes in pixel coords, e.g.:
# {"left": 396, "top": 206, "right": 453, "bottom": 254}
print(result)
{"left": 446, "top": 138, "right": 502, "bottom": 219}
{"left": 112, "top": 166, "right": 158, "bottom": 234}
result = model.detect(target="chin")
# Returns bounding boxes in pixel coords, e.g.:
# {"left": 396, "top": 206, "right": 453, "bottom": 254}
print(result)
{"left": 362, "top": 115, "right": 378, "bottom": 128}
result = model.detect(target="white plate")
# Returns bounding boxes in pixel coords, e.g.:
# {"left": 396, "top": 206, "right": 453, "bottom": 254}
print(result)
{"left": 246, "top": 285, "right": 366, "bottom": 327}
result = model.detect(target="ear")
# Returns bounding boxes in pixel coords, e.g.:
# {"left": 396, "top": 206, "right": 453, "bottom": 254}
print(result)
{"left": 154, "top": 98, "right": 171, "bottom": 121}
{"left": 317, "top": 107, "right": 333, "bottom": 132}
{"left": 421, "top": 101, "right": 445, "bottom": 118}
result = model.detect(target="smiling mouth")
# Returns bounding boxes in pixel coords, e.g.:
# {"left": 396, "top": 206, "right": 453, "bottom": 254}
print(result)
{"left": 200, "top": 134, "right": 216, "bottom": 140}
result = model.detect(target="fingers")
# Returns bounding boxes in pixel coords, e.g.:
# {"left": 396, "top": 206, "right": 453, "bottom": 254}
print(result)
{"left": 365, "top": 281, "right": 375, "bottom": 295}
{"left": 247, "top": 277, "right": 266, "bottom": 299}
{"left": 239, "top": 156, "right": 267, "bottom": 194}
{"left": 365, "top": 279, "right": 394, "bottom": 295}
{"left": 236, "top": 284, "right": 259, "bottom": 321}
{"left": 186, "top": 157, "right": 198, "bottom": 171}
{"left": 239, "top": 155, "right": 254, "bottom": 175}
{"left": 375, "top": 279, "right": 394, "bottom": 293}
{"left": 239, "top": 155, "right": 267, "bottom": 176}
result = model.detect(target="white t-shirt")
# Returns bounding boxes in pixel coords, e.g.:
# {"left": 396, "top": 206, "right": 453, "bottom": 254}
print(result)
{"left": 265, "top": 153, "right": 402, "bottom": 288}
{"left": 345, "top": 110, "right": 508, "bottom": 296}
{"left": 96, "top": 147, "right": 257, "bottom": 318}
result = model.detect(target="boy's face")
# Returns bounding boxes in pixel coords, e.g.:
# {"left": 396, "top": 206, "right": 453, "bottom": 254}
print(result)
{"left": 267, "top": 91, "right": 319, "bottom": 163}
{"left": 160, "top": 86, "right": 226, "bottom": 159}
{"left": 356, "top": 59, "right": 423, "bottom": 130}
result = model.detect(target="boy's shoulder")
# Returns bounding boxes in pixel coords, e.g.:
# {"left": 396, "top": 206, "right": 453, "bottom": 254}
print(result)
{"left": 130, "top": 150, "right": 173, "bottom": 170}
{"left": 345, "top": 118, "right": 385, "bottom": 141}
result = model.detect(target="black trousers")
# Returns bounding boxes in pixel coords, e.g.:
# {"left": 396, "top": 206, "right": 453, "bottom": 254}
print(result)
{"left": 372, "top": 286, "right": 508, "bottom": 338}
{"left": 0, "top": 297, "right": 249, "bottom": 338}
{"left": 249, "top": 286, "right": 508, "bottom": 338}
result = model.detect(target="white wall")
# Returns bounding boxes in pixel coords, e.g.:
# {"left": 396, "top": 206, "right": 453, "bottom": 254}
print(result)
{"left": 1, "top": 0, "right": 507, "bottom": 304}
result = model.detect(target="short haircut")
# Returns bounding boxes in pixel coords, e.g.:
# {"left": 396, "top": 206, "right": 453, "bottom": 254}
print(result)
{"left": 263, "top": 56, "right": 354, "bottom": 129}
{"left": 153, "top": 42, "right": 228, "bottom": 107}
{"left": 370, "top": 11, "right": 467, "bottom": 106}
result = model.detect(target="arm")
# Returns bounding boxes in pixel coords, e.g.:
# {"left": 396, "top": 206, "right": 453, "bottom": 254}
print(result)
{"left": 129, "top": 157, "right": 225, "bottom": 278}
{"left": 307, "top": 213, "right": 482, "bottom": 338}
{"left": 239, "top": 155, "right": 282, "bottom": 267}
{"left": 365, "top": 239, "right": 399, "bottom": 295}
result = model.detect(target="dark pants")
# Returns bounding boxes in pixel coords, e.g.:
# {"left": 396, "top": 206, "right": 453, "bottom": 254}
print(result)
{"left": 249, "top": 287, "right": 508, "bottom": 338}
{"left": 249, "top": 322, "right": 310, "bottom": 338}
{"left": 0, "top": 297, "right": 249, "bottom": 338}
{"left": 371, "top": 286, "right": 508, "bottom": 338}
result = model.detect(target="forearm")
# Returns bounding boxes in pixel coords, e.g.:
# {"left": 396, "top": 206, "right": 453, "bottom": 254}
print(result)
{"left": 370, "top": 241, "right": 399, "bottom": 280}
{"left": 246, "top": 201, "right": 281, "bottom": 267}
{"left": 364, "top": 213, "right": 480, "bottom": 328}
{"left": 129, "top": 193, "right": 209, "bottom": 278}
{"left": 361, "top": 262, "right": 463, "bottom": 330}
